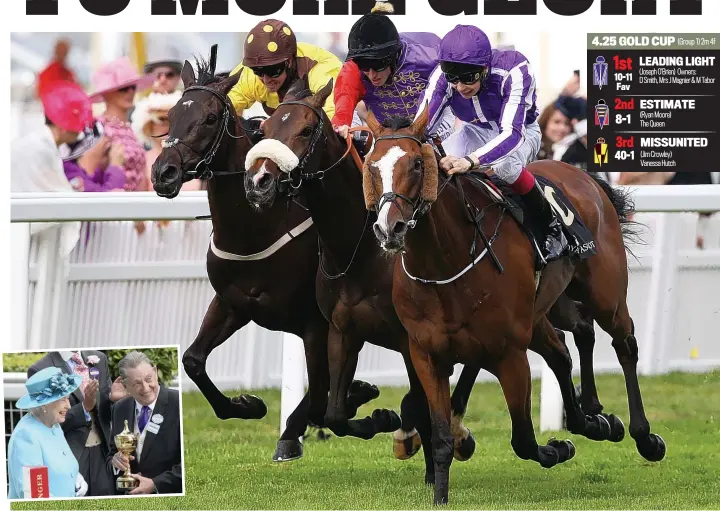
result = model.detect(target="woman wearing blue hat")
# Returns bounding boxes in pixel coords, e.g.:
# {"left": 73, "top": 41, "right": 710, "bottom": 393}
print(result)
{"left": 7, "top": 367, "right": 89, "bottom": 499}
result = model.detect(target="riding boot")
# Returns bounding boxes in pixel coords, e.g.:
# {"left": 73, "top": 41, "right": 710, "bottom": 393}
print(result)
{"left": 520, "top": 181, "right": 566, "bottom": 263}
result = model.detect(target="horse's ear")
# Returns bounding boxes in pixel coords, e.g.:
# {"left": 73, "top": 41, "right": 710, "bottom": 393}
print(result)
{"left": 286, "top": 74, "right": 310, "bottom": 101}
{"left": 410, "top": 101, "right": 430, "bottom": 139}
{"left": 310, "top": 78, "right": 334, "bottom": 109}
{"left": 365, "top": 109, "right": 382, "bottom": 135}
{"left": 181, "top": 60, "right": 196, "bottom": 88}
{"left": 219, "top": 67, "right": 242, "bottom": 95}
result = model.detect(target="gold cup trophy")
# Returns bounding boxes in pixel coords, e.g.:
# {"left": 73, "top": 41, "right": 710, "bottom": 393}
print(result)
{"left": 115, "top": 420, "right": 139, "bottom": 491}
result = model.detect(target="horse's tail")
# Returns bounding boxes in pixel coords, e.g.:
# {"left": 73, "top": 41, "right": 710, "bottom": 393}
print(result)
{"left": 588, "top": 173, "right": 645, "bottom": 258}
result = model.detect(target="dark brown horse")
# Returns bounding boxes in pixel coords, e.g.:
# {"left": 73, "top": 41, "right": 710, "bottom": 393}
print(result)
{"left": 150, "top": 48, "right": 378, "bottom": 462}
{"left": 363, "top": 106, "right": 666, "bottom": 504}
{"left": 242, "top": 78, "right": 484, "bottom": 484}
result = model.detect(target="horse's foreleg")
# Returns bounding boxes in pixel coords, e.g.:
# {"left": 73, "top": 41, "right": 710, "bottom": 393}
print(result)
{"left": 324, "top": 327, "right": 401, "bottom": 440}
{"left": 183, "top": 295, "right": 267, "bottom": 420}
{"left": 408, "top": 337, "right": 454, "bottom": 506}
{"left": 530, "top": 316, "right": 613, "bottom": 442}
{"left": 274, "top": 313, "right": 330, "bottom": 462}
{"left": 495, "top": 348, "right": 576, "bottom": 470}
{"left": 449, "top": 365, "right": 480, "bottom": 462}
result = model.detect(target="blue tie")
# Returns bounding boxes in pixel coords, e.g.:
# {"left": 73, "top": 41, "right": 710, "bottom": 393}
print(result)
{"left": 138, "top": 406, "right": 151, "bottom": 433}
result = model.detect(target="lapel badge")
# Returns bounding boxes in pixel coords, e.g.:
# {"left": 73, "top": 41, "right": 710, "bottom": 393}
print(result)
{"left": 151, "top": 414, "right": 164, "bottom": 425}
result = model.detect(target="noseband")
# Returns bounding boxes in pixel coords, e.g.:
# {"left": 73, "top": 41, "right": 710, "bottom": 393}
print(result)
{"left": 162, "top": 84, "right": 249, "bottom": 180}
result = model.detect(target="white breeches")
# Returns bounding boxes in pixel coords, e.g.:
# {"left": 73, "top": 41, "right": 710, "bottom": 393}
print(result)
{"left": 441, "top": 120, "right": 542, "bottom": 184}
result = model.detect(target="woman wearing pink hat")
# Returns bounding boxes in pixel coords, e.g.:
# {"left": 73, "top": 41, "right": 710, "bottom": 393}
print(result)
{"left": 90, "top": 56, "right": 154, "bottom": 195}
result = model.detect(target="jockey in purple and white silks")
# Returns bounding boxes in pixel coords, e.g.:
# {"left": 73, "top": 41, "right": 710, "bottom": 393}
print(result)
{"left": 418, "top": 24, "right": 566, "bottom": 262}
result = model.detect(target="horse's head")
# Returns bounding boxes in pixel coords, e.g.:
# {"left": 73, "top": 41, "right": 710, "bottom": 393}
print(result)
{"left": 362, "top": 104, "right": 438, "bottom": 253}
{"left": 243, "top": 77, "right": 334, "bottom": 211}
{"left": 152, "top": 47, "right": 241, "bottom": 198}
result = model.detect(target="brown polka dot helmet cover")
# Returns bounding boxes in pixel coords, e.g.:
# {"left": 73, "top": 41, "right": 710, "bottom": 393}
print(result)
{"left": 243, "top": 20, "right": 298, "bottom": 67}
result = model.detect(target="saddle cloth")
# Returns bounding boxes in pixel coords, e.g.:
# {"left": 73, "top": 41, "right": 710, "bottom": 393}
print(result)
{"left": 467, "top": 173, "right": 597, "bottom": 262}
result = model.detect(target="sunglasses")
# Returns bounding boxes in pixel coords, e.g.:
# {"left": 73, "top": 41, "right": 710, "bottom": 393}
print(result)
{"left": 251, "top": 62, "right": 287, "bottom": 78}
{"left": 156, "top": 71, "right": 177, "bottom": 79}
{"left": 117, "top": 84, "right": 137, "bottom": 93}
{"left": 356, "top": 58, "right": 393, "bottom": 73}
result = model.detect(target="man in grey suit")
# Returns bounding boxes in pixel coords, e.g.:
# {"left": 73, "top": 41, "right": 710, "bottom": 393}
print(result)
{"left": 28, "top": 350, "right": 125, "bottom": 496}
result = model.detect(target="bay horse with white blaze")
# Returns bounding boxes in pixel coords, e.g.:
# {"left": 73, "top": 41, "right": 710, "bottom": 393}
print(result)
{"left": 363, "top": 105, "right": 666, "bottom": 505}
{"left": 150, "top": 47, "right": 379, "bottom": 462}
{"left": 241, "top": 79, "right": 625, "bottom": 486}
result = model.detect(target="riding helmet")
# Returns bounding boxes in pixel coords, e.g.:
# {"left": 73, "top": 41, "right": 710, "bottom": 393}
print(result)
{"left": 347, "top": 1, "right": 401, "bottom": 61}
{"left": 439, "top": 25, "right": 493, "bottom": 90}
{"left": 243, "top": 19, "right": 298, "bottom": 67}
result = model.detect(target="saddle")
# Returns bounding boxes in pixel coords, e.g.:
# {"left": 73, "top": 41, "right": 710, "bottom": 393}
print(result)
{"left": 459, "top": 172, "right": 597, "bottom": 271}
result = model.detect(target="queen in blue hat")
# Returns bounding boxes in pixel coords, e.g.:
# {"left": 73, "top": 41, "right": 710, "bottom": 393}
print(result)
{"left": 7, "top": 367, "right": 88, "bottom": 499}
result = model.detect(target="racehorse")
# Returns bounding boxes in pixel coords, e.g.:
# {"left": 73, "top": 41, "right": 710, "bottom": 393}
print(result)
{"left": 240, "top": 78, "right": 622, "bottom": 486}
{"left": 150, "top": 47, "right": 379, "bottom": 462}
{"left": 362, "top": 105, "right": 666, "bottom": 504}
{"left": 243, "top": 77, "right": 483, "bottom": 485}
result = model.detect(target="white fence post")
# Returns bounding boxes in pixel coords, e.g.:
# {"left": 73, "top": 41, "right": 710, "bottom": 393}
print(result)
{"left": 279, "top": 333, "right": 306, "bottom": 436}
{"left": 642, "top": 213, "right": 680, "bottom": 375}
{"left": 539, "top": 360, "right": 563, "bottom": 432}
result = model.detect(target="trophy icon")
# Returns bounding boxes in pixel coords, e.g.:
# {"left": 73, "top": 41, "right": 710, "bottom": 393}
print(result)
{"left": 114, "top": 420, "right": 139, "bottom": 491}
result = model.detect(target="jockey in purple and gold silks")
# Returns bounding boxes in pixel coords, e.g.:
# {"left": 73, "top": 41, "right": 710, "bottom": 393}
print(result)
{"left": 331, "top": 1, "right": 455, "bottom": 141}
{"left": 418, "top": 24, "right": 566, "bottom": 262}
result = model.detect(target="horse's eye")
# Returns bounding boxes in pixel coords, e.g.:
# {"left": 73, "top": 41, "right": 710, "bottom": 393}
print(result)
{"left": 207, "top": 114, "right": 218, "bottom": 125}
{"left": 413, "top": 158, "right": 424, "bottom": 172}
{"left": 300, "top": 126, "right": 313, "bottom": 138}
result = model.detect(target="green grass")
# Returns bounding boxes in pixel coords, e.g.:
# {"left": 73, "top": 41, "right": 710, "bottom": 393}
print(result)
{"left": 12, "top": 371, "right": 720, "bottom": 509}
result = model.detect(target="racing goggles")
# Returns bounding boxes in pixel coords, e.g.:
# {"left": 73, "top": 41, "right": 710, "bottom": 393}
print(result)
{"left": 355, "top": 56, "right": 394, "bottom": 73}
{"left": 251, "top": 61, "right": 287, "bottom": 79}
{"left": 444, "top": 69, "right": 486, "bottom": 86}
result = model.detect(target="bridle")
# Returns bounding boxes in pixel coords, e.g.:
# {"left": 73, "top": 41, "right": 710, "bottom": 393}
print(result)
{"left": 161, "top": 84, "right": 262, "bottom": 181}
{"left": 273, "top": 100, "right": 361, "bottom": 196}
{"left": 372, "top": 133, "right": 451, "bottom": 228}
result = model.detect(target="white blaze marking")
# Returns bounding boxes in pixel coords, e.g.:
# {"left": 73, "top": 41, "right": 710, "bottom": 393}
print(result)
{"left": 182, "top": 100, "right": 193, "bottom": 107}
{"left": 372, "top": 146, "right": 406, "bottom": 235}
{"left": 252, "top": 162, "right": 270, "bottom": 186}
{"left": 282, "top": 113, "right": 290, "bottom": 122}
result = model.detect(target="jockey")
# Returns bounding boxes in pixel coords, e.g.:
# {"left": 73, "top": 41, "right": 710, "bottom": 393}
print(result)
{"left": 331, "top": 1, "right": 454, "bottom": 141}
{"left": 228, "top": 19, "right": 341, "bottom": 120}
{"left": 419, "top": 24, "right": 566, "bottom": 262}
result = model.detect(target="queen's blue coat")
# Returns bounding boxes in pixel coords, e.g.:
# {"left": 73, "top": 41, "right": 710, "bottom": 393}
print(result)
{"left": 8, "top": 413, "right": 79, "bottom": 499}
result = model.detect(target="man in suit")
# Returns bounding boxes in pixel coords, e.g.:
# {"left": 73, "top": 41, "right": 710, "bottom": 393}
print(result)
{"left": 27, "top": 350, "right": 124, "bottom": 496}
{"left": 108, "top": 351, "right": 183, "bottom": 495}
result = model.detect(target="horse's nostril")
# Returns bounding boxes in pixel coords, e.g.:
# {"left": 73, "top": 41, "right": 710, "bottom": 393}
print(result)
{"left": 160, "top": 165, "right": 180, "bottom": 184}
{"left": 373, "top": 223, "right": 386, "bottom": 240}
{"left": 256, "top": 172, "right": 273, "bottom": 191}
{"left": 392, "top": 221, "right": 407, "bottom": 236}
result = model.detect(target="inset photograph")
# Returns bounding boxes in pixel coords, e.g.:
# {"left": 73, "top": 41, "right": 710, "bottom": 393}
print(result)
{"left": 3, "top": 346, "right": 183, "bottom": 500}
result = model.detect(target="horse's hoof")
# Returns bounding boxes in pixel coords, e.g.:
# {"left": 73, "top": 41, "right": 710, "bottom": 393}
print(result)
{"left": 636, "top": 433, "right": 666, "bottom": 462}
{"left": 393, "top": 428, "right": 422, "bottom": 460}
{"left": 229, "top": 394, "right": 267, "bottom": 419}
{"left": 272, "top": 439, "right": 303, "bottom": 462}
{"left": 453, "top": 430, "right": 476, "bottom": 462}
{"left": 348, "top": 380, "right": 381, "bottom": 404}
{"left": 425, "top": 471, "right": 435, "bottom": 487}
{"left": 547, "top": 437, "right": 575, "bottom": 463}
{"left": 372, "top": 409, "right": 402, "bottom": 432}
{"left": 603, "top": 413, "right": 625, "bottom": 442}
{"left": 584, "top": 413, "right": 612, "bottom": 441}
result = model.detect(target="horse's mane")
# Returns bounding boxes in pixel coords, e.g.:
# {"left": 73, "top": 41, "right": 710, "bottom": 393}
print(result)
{"left": 194, "top": 55, "right": 224, "bottom": 86}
